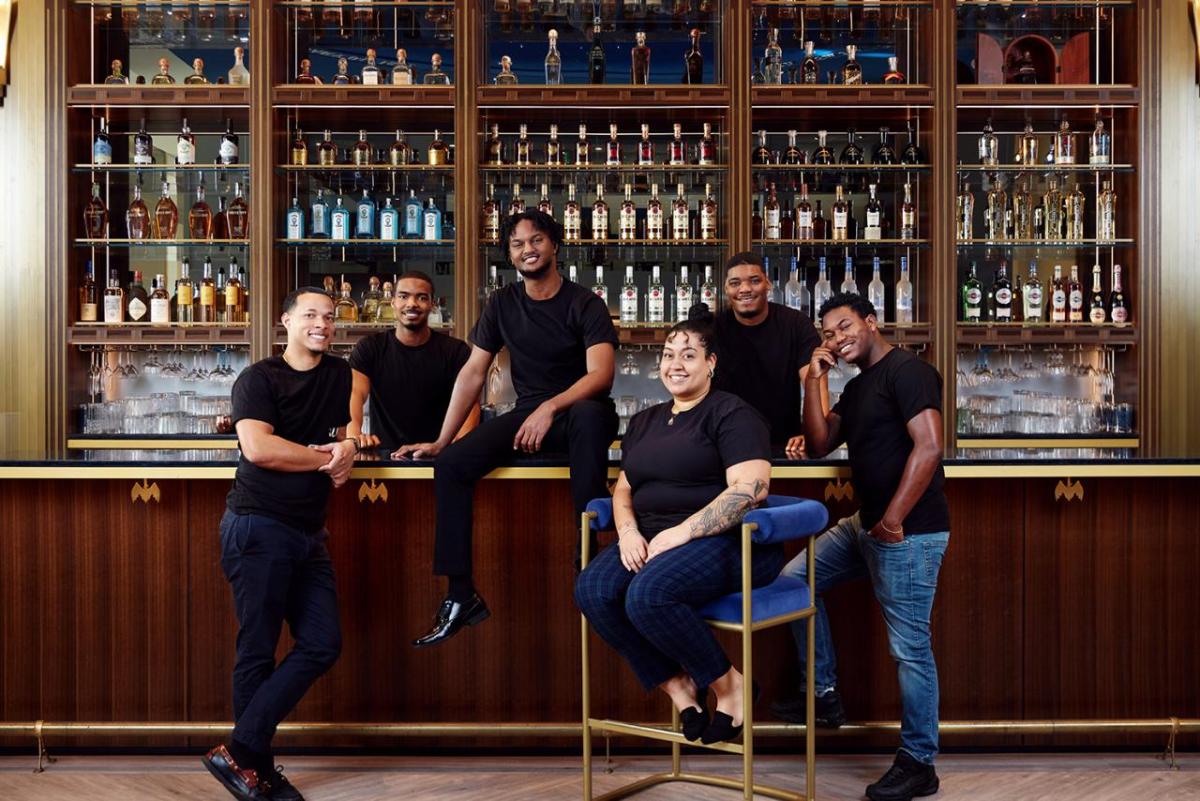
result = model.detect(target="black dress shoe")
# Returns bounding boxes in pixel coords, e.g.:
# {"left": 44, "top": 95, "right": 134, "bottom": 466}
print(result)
{"left": 412, "top": 593, "right": 490, "bottom": 648}
{"left": 770, "top": 688, "right": 847, "bottom": 728}
{"left": 699, "top": 682, "right": 759, "bottom": 745}
{"left": 262, "top": 766, "right": 305, "bottom": 801}
{"left": 202, "top": 744, "right": 267, "bottom": 801}
{"left": 865, "top": 751, "right": 940, "bottom": 801}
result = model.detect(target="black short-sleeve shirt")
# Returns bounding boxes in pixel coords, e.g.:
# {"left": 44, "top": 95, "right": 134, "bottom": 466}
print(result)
{"left": 712, "top": 303, "right": 821, "bottom": 444}
{"left": 469, "top": 279, "right": 618, "bottom": 406}
{"left": 349, "top": 330, "right": 470, "bottom": 449}
{"left": 621, "top": 390, "right": 771, "bottom": 537}
{"left": 226, "top": 355, "right": 352, "bottom": 532}
{"left": 831, "top": 348, "right": 949, "bottom": 534}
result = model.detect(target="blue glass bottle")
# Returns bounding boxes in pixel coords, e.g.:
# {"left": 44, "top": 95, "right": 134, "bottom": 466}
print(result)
{"left": 423, "top": 197, "right": 443, "bottom": 241}
{"left": 403, "top": 189, "right": 422, "bottom": 239}
{"left": 310, "top": 189, "right": 330, "bottom": 238}
{"left": 355, "top": 188, "right": 377, "bottom": 239}
{"left": 330, "top": 196, "right": 351, "bottom": 241}
{"left": 379, "top": 197, "right": 399, "bottom": 241}
{"left": 286, "top": 196, "right": 305, "bottom": 240}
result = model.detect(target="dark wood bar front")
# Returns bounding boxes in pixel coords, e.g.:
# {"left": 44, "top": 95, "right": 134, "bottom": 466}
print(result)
{"left": 2, "top": 467, "right": 1197, "bottom": 752}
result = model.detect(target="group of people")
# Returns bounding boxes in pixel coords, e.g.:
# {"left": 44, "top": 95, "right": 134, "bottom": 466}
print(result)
{"left": 201, "top": 209, "right": 950, "bottom": 801}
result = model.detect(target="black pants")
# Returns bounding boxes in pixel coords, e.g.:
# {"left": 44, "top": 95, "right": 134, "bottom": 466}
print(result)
{"left": 219, "top": 510, "right": 342, "bottom": 755}
{"left": 433, "top": 398, "right": 618, "bottom": 577}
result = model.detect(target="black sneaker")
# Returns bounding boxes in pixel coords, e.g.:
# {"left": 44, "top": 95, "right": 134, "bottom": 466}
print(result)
{"left": 769, "top": 688, "right": 847, "bottom": 728}
{"left": 262, "top": 766, "right": 305, "bottom": 801}
{"left": 865, "top": 751, "right": 940, "bottom": 801}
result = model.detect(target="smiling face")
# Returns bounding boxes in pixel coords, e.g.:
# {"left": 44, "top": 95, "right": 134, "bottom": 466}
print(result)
{"left": 507, "top": 218, "right": 557, "bottom": 280}
{"left": 820, "top": 304, "right": 877, "bottom": 366}
{"left": 393, "top": 276, "right": 433, "bottom": 331}
{"left": 282, "top": 292, "right": 335, "bottom": 355}
{"left": 724, "top": 262, "right": 770, "bottom": 321}
{"left": 659, "top": 330, "right": 716, "bottom": 402}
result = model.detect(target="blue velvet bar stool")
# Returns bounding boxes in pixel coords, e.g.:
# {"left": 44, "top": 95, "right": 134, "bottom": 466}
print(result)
{"left": 580, "top": 495, "right": 828, "bottom": 801}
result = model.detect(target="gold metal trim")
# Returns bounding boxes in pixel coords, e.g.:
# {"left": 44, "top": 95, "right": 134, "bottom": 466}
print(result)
{"left": 0, "top": 467, "right": 236, "bottom": 479}
{"left": 957, "top": 438, "right": 1140, "bottom": 449}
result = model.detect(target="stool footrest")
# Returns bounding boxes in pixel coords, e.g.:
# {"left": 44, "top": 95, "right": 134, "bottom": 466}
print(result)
{"left": 587, "top": 718, "right": 745, "bottom": 755}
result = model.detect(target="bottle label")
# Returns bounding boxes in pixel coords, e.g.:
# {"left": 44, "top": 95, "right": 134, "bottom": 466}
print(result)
{"left": 311, "top": 207, "right": 329, "bottom": 235}
{"left": 225, "top": 285, "right": 239, "bottom": 307}
{"left": 1090, "top": 307, "right": 1107, "bottom": 324}
{"left": 620, "top": 289, "right": 638, "bottom": 321}
{"left": 177, "top": 139, "right": 194, "bottom": 164}
{"left": 672, "top": 208, "right": 688, "bottom": 237}
{"left": 592, "top": 210, "right": 608, "bottom": 238}
{"left": 94, "top": 140, "right": 113, "bottom": 165}
{"left": 424, "top": 211, "right": 441, "bottom": 240}
{"left": 620, "top": 209, "right": 637, "bottom": 237}
{"left": 80, "top": 302, "right": 98, "bottom": 322}
{"left": 357, "top": 205, "right": 374, "bottom": 236}
{"left": 405, "top": 204, "right": 421, "bottom": 235}
{"left": 564, "top": 210, "right": 580, "bottom": 238}
{"left": 966, "top": 288, "right": 982, "bottom": 305}
{"left": 1052, "top": 289, "right": 1066, "bottom": 308}
{"left": 332, "top": 214, "right": 348, "bottom": 240}
{"left": 219, "top": 139, "right": 238, "bottom": 164}
{"left": 128, "top": 297, "right": 147, "bottom": 322}
{"left": 393, "top": 68, "right": 412, "bottom": 85}
{"left": 1112, "top": 306, "right": 1128, "bottom": 324}
{"left": 701, "top": 209, "right": 716, "bottom": 237}
{"left": 798, "top": 211, "right": 813, "bottom": 229}
{"left": 134, "top": 137, "right": 152, "bottom": 164}
{"left": 178, "top": 285, "right": 193, "bottom": 305}
{"left": 103, "top": 296, "right": 123, "bottom": 323}
{"left": 150, "top": 298, "right": 171, "bottom": 323}
{"left": 647, "top": 290, "right": 664, "bottom": 321}
{"left": 647, "top": 208, "right": 663, "bottom": 238}
{"left": 995, "top": 288, "right": 1012, "bottom": 305}
{"left": 834, "top": 210, "right": 848, "bottom": 229}
{"left": 594, "top": 287, "right": 608, "bottom": 305}
{"left": 1026, "top": 287, "right": 1042, "bottom": 305}
{"left": 765, "top": 209, "right": 781, "bottom": 237}
{"left": 363, "top": 70, "right": 379, "bottom": 85}
{"left": 701, "top": 289, "right": 717, "bottom": 313}
{"left": 201, "top": 285, "right": 216, "bottom": 307}
{"left": 381, "top": 213, "right": 397, "bottom": 240}
{"left": 1069, "top": 289, "right": 1084, "bottom": 310}
{"left": 287, "top": 211, "right": 303, "bottom": 240}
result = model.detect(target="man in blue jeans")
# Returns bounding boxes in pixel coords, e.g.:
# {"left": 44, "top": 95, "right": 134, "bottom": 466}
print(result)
{"left": 772, "top": 293, "right": 950, "bottom": 801}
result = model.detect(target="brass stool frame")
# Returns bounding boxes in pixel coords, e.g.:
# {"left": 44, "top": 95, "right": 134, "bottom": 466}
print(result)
{"left": 581, "top": 507, "right": 819, "bottom": 801}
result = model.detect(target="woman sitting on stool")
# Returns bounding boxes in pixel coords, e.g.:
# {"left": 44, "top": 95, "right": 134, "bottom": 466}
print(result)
{"left": 574, "top": 315, "right": 779, "bottom": 744}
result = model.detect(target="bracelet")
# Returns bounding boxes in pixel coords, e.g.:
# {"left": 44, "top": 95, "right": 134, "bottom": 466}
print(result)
{"left": 877, "top": 520, "right": 903, "bottom": 536}
{"left": 344, "top": 437, "right": 361, "bottom": 455}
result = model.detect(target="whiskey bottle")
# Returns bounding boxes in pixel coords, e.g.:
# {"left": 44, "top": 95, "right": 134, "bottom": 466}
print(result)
{"left": 587, "top": 17, "right": 607, "bottom": 84}
{"left": 978, "top": 119, "right": 999, "bottom": 166}
{"left": 1067, "top": 264, "right": 1084, "bottom": 322}
{"left": 482, "top": 183, "right": 501, "bottom": 241}
{"left": 484, "top": 124, "right": 504, "bottom": 166}
{"left": 840, "top": 128, "right": 864, "bottom": 165}
{"left": 1023, "top": 260, "right": 1043, "bottom": 322}
{"left": 516, "top": 124, "right": 532, "bottom": 166}
{"left": 894, "top": 256, "right": 913, "bottom": 324}
{"left": 868, "top": 257, "right": 886, "bottom": 322}
{"left": 228, "top": 46, "right": 249, "bottom": 86}
{"left": 901, "top": 121, "right": 926, "bottom": 165}
{"left": 591, "top": 184, "right": 609, "bottom": 241}
{"left": 84, "top": 183, "right": 109, "bottom": 239}
{"left": 753, "top": 129, "right": 772, "bottom": 165}
{"left": 700, "top": 264, "right": 718, "bottom": 313}
{"left": 619, "top": 183, "right": 637, "bottom": 240}
{"left": 227, "top": 182, "right": 249, "bottom": 239}
{"left": 563, "top": 184, "right": 582, "bottom": 240}
{"left": 631, "top": 31, "right": 650, "bottom": 84}
{"left": 537, "top": 183, "right": 554, "bottom": 216}
{"left": 1064, "top": 181, "right": 1086, "bottom": 241}
{"left": 1090, "top": 119, "right": 1112, "bottom": 165}
{"left": 986, "top": 177, "right": 1007, "bottom": 241}
{"left": 311, "top": 189, "right": 331, "bottom": 238}
{"left": 831, "top": 185, "right": 849, "bottom": 241}
{"left": 544, "top": 29, "right": 562, "bottom": 84}
{"left": 676, "top": 264, "right": 694, "bottom": 321}
{"left": 956, "top": 182, "right": 974, "bottom": 240}
{"left": 1019, "top": 121, "right": 1039, "bottom": 165}
{"left": 424, "top": 53, "right": 450, "bottom": 85}
{"left": 1110, "top": 264, "right": 1128, "bottom": 325}
{"left": 335, "top": 281, "right": 360, "bottom": 322}
{"left": 813, "top": 199, "right": 827, "bottom": 240}
{"left": 685, "top": 28, "right": 704, "bottom": 84}
{"left": 647, "top": 265, "right": 665, "bottom": 323}
{"left": 796, "top": 183, "right": 814, "bottom": 239}
{"left": 576, "top": 124, "right": 590, "bottom": 165}
{"left": 873, "top": 127, "right": 897, "bottom": 165}
{"left": 103, "top": 269, "right": 125, "bottom": 323}
{"left": 361, "top": 48, "right": 382, "bottom": 85}
{"left": 1049, "top": 264, "right": 1067, "bottom": 322}
{"left": 883, "top": 56, "right": 905, "bottom": 85}
{"left": 840, "top": 255, "right": 858, "bottom": 295}
{"left": 287, "top": 127, "right": 309, "bottom": 166}
{"left": 495, "top": 56, "right": 518, "bottom": 85}
{"left": 607, "top": 123, "right": 622, "bottom": 166}
{"left": 671, "top": 183, "right": 690, "bottom": 240}
{"left": 134, "top": 118, "right": 154, "bottom": 166}
{"left": 620, "top": 265, "right": 639, "bottom": 323}
{"left": 154, "top": 177, "right": 179, "bottom": 239}
{"left": 764, "top": 28, "right": 784, "bottom": 84}
{"left": 318, "top": 129, "right": 337, "bottom": 166}
{"left": 593, "top": 265, "right": 609, "bottom": 308}
{"left": 79, "top": 260, "right": 99, "bottom": 322}
{"left": 127, "top": 270, "right": 150, "bottom": 323}
{"left": 1088, "top": 263, "right": 1106, "bottom": 324}
{"left": 1097, "top": 180, "right": 1117, "bottom": 241}
{"left": 352, "top": 129, "right": 373, "bottom": 166}
{"left": 219, "top": 119, "right": 239, "bottom": 165}
{"left": 214, "top": 266, "right": 228, "bottom": 323}
{"left": 900, "top": 182, "right": 916, "bottom": 240}
{"left": 751, "top": 198, "right": 763, "bottom": 240}
{"left": 189, "top": 181, "right": 213, "bottom": 239}
{"left": 993, "top": 261, "right": 1013, "bottom": 322}
{"left": 841, "top": 45, "right": 862, "bottom": 85}
{"left": 638, "top": 124, "right": 655, "bottom": 166}
{"left": 700, "top": 183, "right": 718, "bottom": 240}
{"left": 813, "top": 257, "right": 832, "bottom": 313}
{"left": 1042, "top": 176, "right": 1064, "bottom": 241}
{"left": 212, "top": 196, "right": 230, "bottom": 240}
{"left": 812, "top": 129, "right": 833, "bottom": 165}
{"left": 507, "top": 183, "right": 526, "bottom": 217}
{"left": 546, "top": 124, "right": 562, "bottom": 165}
{"left": 1054, "top": 119, "right": 1076, "bottom": 165}
{"left": 355, "top": 188, "right": 377, "bottom": 238}
{"left": 699, "top": 122, "right": 717, "bottom": 166}
{"left": 423, "top": 197, "right": 443, "bottom": 240}
{"left": 764, "top": 182, "right": 782, "bottom": 240}
{"left": 801, "top": 41, "right": 819, "bottom": 84}
{"left": 427, "top": 129, "right": 450, "bottom": 165}
{"left": 962, "top": 262, "right": 982, "bottom": 322}
{"left": 864, "top": 183, "right": 883, "bottom": 240}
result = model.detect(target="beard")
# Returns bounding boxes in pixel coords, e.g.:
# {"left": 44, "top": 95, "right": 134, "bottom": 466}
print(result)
{"left": 515, "top": 257, "right": 555, "bottom": 281}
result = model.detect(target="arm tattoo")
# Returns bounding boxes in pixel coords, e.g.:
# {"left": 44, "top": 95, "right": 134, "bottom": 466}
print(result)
{"left": 687, "top": 478, "right": 768, "bottom": 540}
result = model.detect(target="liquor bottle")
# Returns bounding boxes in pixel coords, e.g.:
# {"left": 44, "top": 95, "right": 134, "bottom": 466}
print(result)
{"left": 864, "top": 183, "right": 883, "bottom": 240}
{"left": 311, "top": 189, "right": 331, "bottom": 238}
{"left": 840, "top": 255, "right": 858, "bottom": 295}
{"left": 685, "top": 28, "right": 704, "bottom": 84}
{"left": 516, "top": 124, "right": 532, "bottom": 165}
{"left": 322, "top": 275, "right": 337, "bottom": 298}
{"left": 1064, "top": 181, "right": 1086, "bottom": 241}
{"left": 389, "top": 129, "right": 413, "bottom": 166}
{"left": 576, "top": 124, "right": 590, "bottom": 166}
{"left": 83, "top": 183, "right": 109, "bottom": 239}
{"left": 361, "top": 275, "right": 383, "bottom": 321}
{"left": 174, "top": 258, "right": 193, "bottom": 323}
{"left": 1097, "top": 180, "right": 1117, "bottom": 241}
{"left": 335, "top": 281, "right": 359, "bottom": 322}
{"left": 764, "top": 28, "right": 783, "bottom": 84}
{"left": 1054, "top": 119, "right": 1076, "bottom": 165}
{"left": 831, "top": 185, "right": 849, "bottom": 240}
{"left": 318, "top": 129, "right": 337, "bottom": 166}
{"left": 427, "top": 129, "right": 450, "bottom": 166}
{"left": 589, "top": 18, "right": 606, "bottom": 83}
{"left": 1090, "top": 119, "right": 1112, "bottom": 165}
{"left": 638, "top": 124, "right": 655, "bottom": 166}
{"left": 1023, "top": 260, "right": 1044, "bottom": 322}
{"left": 360, "top": 48, "right": 382, "bottom": 85}
{"left": 495, "top": 56, "right": 518, "bottom": 85}
{"left": 801, "top": 41, "right": 819, "bottom": 84}
{"left": 170, "top": 118, "right": 196, "bottom": 168}
{"left": 376, "top": 197, "right": 396, "bottom": 242}
{"left": 126, "top": 270, "right": 149, "bottom": 323}
{"left": 103, "top": 269, "right": 125, "bottom": 323}
{"left": 894, "top": 256, "right": 913, "bottom": 324}
{"left": 331, "top": 196, "right": 351, "bottom": 240}
{"left": 1042, "top": 176, "right": 1064, "bottom": 241}
{"left": 296, "top": 58, "right": 318, "bottom": 84}
{"left": 105, "top": 59, "right": 129, "bottom": 85}
{"left": 79, "top": 260, "right": 99, "bottom": 322}
{"left": 152, "top": 57, "right": 175, "bottom": 85}
{"left": 813, "top": 256, "right": 832, "bottom": 314}
{"left": 211, "top": 119, "right": 237, "bottom": 167}
{"left": 355, "top": 189, "right": 377, "bottom": 238}
{"left": 214, "top": 265, "right": 227, "bottom": 323}
{"left": 675, "top": 264, "right": 694, "bottom": 321}
{"left": 764, "top": 183, "right": 782, "bottom": 240}
{"left": 391, "top": 49, "right": 414, "bottom": 85}
{"left": 1067, "top": 264, "right": 1084, "bottom": 323}
{"left": 842, "top": 45, "right": 862, "bottom": 84}
{"left": 567, "top": 264, "right": 579, "bottom": 284}
{"left": 423, "top": 197, "right": 443, "bottom": 240}
{"left": 619, "top": 184, "right": 637, "bottom": 240}
{"left": 1049, "top": 264, "right": 1067, "bottom": 323}
{"left": 899, "top": 182, "right": 916, "bottom": 240}
{"left": 1088, "top": 263, "right": 1107, "bottom": 324}
{"left": 563, "top": 184, "right": 582, "bottom": 240}
{"left": 286, "top": 196, "right": 305, "bottom": 240}
{"left": 546, "top": 124, "right": 562, "bottom": 165}
{"left": 901, "top": 121, "right": 926, "bottom": 165}
{"left": 986, "top": 177, "right": 1007, "bottom": 241}
{"left": 484, "top": 124, "right": 504, "bottom": 166}
{"left": 153, "top": 177, "right": 178, "bottom": 240}
{"left": 993, "top": 261, "right": 1013, "bottom": 322}
{"left": 668, "top": 123, "right": 686, "bottom": 165}
{"left": 813, "top": 200, "right": 827, "bottom": 240}
{"left": 868, "top": 257, "right": 886, "bottom": 322}
{"left": 189, "top": 181, "right": 213, "bottom": 239}
{"left": 779, "top": 129, "right": 803, "bottom": 166}
{"left": 671, "top": 183, "right": 690, "bottom": 240}
{"left": 225, "top": 261, "right": 244, "bottom": 323}
{"left": 332, "top": 57, "right": 352, "bottom": 85}
{"left": 227, "top": 182, "right": 249, "bottom": 239}
{"left": 631, "top": 31, "right": 650, "bottom": 84}
{"left": 956, "top": 182, "right": 974, "bottom": 240}
{"left": 1019, "top": 121, "right": 1039, "bottom": 165}
{"left": 507, "top": 183, "right": 526, "bottom": 217}
{"left": 285, "top": 127, "right": 308, "bottom": 166}
{"left": 92, "top": 117, "right": 113, "bottom": 166}
{"left": 796, "top": 183, "right": 814, "bottom": 239}
{"left": 645, "top": 183, "right": 664, "bottom": 239}
{"left": 784, "top": 256, "right": 806, "bottom": 312}
{"left": 751, "top": 197, "right": 763, "bottom": 240}
{"left": 352, "top": 129, "right": 373, "bottom": 166}
{"left": 606, "top": 123, "right": 622, "bottom": 166}
{"left": 591, "top": 184, "right": 609, "bottom": 241}
{"left": 377, "top": 282, "right": 396, "bottom": 323}
{"left": 765, "top": 257, "right": 782, "bottom": 305}
{"left": 593, "top": 265, "right": 609, "bottom": 308}
{"left": 962, "top": 262, "right": 982, "bottom": 322}
{"left": 424, "top": 53, "right": 450, "bottom": 85}
{"left": 133, "top": 118, "right": 154, "bottom": 166}
{"left": 620, "top": 265, "right": 639, "bottom": 323}
{"left": 839, "top": 128, "right": 864, "bottom": 165}
{"left": 978, "top": 119, "right": 999, "bottom": 166}
{"left": 482, "top": 183, "right": 501, "bottom": 241}
{"left": 753, "top": 129, "right": 772, "bottom": 165}
{"left": 544, "top": 29, "right": 562, "bottom": 84}
{"left": 883, "top": 56, "right": 905, "bottom": 85}
{"left": 1012, "top": 178, "right": 1034, "bottom": 240}
{"left": 812, "top": 129, "right": 833, "bottom": 165}
{"left": 1110, "top": 264, "right": 1128, "bottom": 325}
{"left": 700, "top": 265, "right": 718, "bottom": 313}
{"left": 872, "top": 127, "right": 897, "bottom": 165}
{"left": 699, "top": 183, "right": 718, "bottom": 240}
{"left": 647, "top": 265, "right": 665, "bottom": 323}
{"left": 228, "top": 46, "right": 249, "bottom": 85}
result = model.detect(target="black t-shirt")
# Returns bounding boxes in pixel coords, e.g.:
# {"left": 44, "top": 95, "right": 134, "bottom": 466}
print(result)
{"left": 621, "top": 390, "right": 771, "bottom": 537}
{"left": 469, "top": 279, "right": 618, "bottom": 406}
{"left": 349, "top": 330, "right": 470, "bottom": 449}
{"left": 830, "top": 348, "right": 949, "bottom": 534}
{"left": 712, "top": 303, "right": 821, "bottom": 444}
{"left": 226, "top": 355, "right": 352, "bottom": 532}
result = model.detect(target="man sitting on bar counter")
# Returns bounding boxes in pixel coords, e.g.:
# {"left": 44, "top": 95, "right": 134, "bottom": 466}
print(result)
{"left": 203, "top": 288, "right": 356, "bottom": 801}
{"left": 695, "top": 252, "right": 822, "bottom": 456}
{"left": 773, "top": 292, "right": 950, "bottom": 801}
{"left": 399, "top": 210, "right": 619, "bottom": 648}
{"left": 346, "top": 270, "right": 477, "bottom": 452}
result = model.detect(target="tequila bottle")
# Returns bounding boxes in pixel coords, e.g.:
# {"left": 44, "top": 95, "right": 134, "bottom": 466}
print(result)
{"left": 404, "top": 189, "right": 423, "bottom": 238}
{"left": 831, "top": 185, "right": 849, "bottom": 240}
{"left": 864, "top": 183, "right": 883, "bottom": 240}
{"left": 699, "top": 122, "right": 717, "bottom": 165}
{"left": 576, "top": 124, "right": 590, "bottom": 165}
{"left": 956, "top": 182, "right": 974, "bottom": 240}
{"left": 361, "top": 48, "right": 382, "bottom": 85}
{"left": 1097, "top": 180, "right": 1117, "bottom": 241}
{"left": 685, "top": 28, "right": 704, "bottom": 84}
{"left": 671, "top": 183, "right": 690, "bottom": 239}
{"left": 1019, "top": 121, "right": 1039, "bottom": 165}
{"left": 105, "top": 59, "right": 129, "bottom": 85}
{"left": 296, "top": 58, "right": 318, "bottom": 84}
{"left": 154, "top": 177, "right": 179, "bottom": 239}
{"left": 1055, "top": 119, "right": 1076, "bottom": 165}
{"left": 638, "top": 124, "right": 655, "bottom": 166}
{"left": 986, "top": 177, "right": 1007, "bottom": 241}
{"left": 962, "top": 262, "right": 982, "bottom": 322}
{"left": 175, "top": 258, "right": 193, "bottom": 323}
{"left": 362, "top": 275, "right": 384, "bottom": 321}
{"left": 619, "top": 184, "right": 637, "bottom": 240}
{"left": 676, "top": 264, "right": 694, "bottom": 321}
{"left": 631, "top": 31, "right": 650, "bottom": 84}
{"left": 563, "top": 184, "right": 582, "bottom": 240}
{"left": 1050, "top": 264, "right": 1067, "bottom": 322}
{"left": 841, "top": 45, "right": 862, "bottom": 84}
{"left": 1110, "top": 264, "right": 1128, "bottom": 325}
{"left": 812, "top": 129, "right": 833, "bottom": 165}
{"left": 801, "top": 41, "right": 819, "bottom": 84}
{"left": 900, "top": 182, "right": 916, "bottom": 240}
{"left": 813, "top": 256, "right": 832, "bottom": 314}
{"left": 103, "top": 269, "right": 125, "bottom": 323}
{"left": 286, "top": 197, "right": 305, "bottom": 240}
{"left": 589, "top": 17, "right": 606, "bottom": 83}
{"left": 227, "top": 182, "right": 249, "bottom": 239}
{"left": 1042, "top": 176, "right": 1064, "bottom": 241}
{"left": 784, "top": 129, "right": 804, "bottom": 165}
{"left": 700, "top": 264, "right": 718, "bottom": 313}
{"left": 546, "top": 123, "right": 562, "bottom": 165}
{"left": 647, "top": 265, "right": 665, "bottom": 323}
{"left": 544, "top": 29, "right": 562, "bottom": 84}
{"left": 335, "top": 281, "right": 360, "bottom": 322}
{"left": 796, "top": 183, "right": 814, "bottom": 239}
{"left": 1089, "top": 264, "right": 1107, "bottom": 324}
{"left": 331, "top": 196, "right": 351, "bottom": 240}
{"left": 1023, "top": 261, "right": 1044, "bottom": 322}
{"left": 424, "top": 54, "right": 450, "bottom": 85}
{"left": 224, "top": 261, "right": 244, "bottom": 323}
{"left": 620, "top": 265, "right": 639, "bottom": 323}
{"left": 592, "top": 185, "right": 609, "bottom": 241}
{"left": 868, "top": 257, "right": 886, "bottom": 322}
{"left": 1064, "top": 181, "right": 1086, "bottom": 241}
{"left": 332, "top": 57, "right": 352, "bottom": 85}
{"left": 978, "top": 119, "right": 999, "bottom": 166}
{"left": 228, "top": 46, "right": 249, "bottom": 85}
{"left": 197, "top": 258, "right": 216, "bottom": 323}
{"left": 387, "top": 49, "right": 414, "bottom": 85}
{"left": 646, "top": 183, "right": 664, "bottom": 239}
{"left": 189, "top": 181, "right": 213, "bottom": 239}
{"left": 607, "top": 123, "right": 622, "bottom": 166}
{"left": 1067, "top": 264, "right": 1084, "bottom": 323}
{"left": 378, "top": 282, "right": 397, "bottom": 323}
{"left": 764, "top": 28, "right": 783, "bottom": 84}
{"left": 894, "top": 256, "right": 913, "bottom": 324}
{"left": 840, "top": 255, "right": 858, "bottom": 295}
{"left": 593, "top": 265, "right": 609, "bottom": 308}
{"left": 495, "top": 56, "right": 518, "bottom": 85}
{"left": 84, "top": 183, "right": 109, "bottom": 239}
{"left": 152, "top": 57, "right": 175, "bottom": 85}
{"left": 1090, "top": 119, "right": 1112, "bottom": 165}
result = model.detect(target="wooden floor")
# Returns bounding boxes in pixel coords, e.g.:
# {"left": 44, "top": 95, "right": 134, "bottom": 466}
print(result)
{"left": 0, "top": 753, "right": 1197, "bottom": 800}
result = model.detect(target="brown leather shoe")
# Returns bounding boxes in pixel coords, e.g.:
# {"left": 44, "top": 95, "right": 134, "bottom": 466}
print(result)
{"left": 202, "top": 744, "right": 267, "bottom": 801}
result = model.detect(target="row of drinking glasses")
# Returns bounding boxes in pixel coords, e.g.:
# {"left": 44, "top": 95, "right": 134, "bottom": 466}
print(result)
{"left": 958, "top": 396, "right": 1134, "bottom": 435}
{"left": 80, "top": 393, "right": 233, "bottom": 435}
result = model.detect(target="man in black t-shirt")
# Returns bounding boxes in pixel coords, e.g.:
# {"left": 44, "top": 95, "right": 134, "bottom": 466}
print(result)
{"left": 347, "top": 271, "right": 475, "bottom": 451}
{"left": 773, "top": 292, "right": 949, "bottom": 801}
{"left": 398, "top": 210, "right": 619, "bottom": 648}
{"left": 202, "top": 288, "right": 355, "bottom": 801}
{"left": 708, "top": 252, "right": 822, "bottom": 454}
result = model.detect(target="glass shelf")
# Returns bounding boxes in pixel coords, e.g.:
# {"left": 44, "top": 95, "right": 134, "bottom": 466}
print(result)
{"left": 755, "top": 238, "right": 930, "bottom": 247}
{"left": 72, "top": 163, "right": 250, "bottom": 173}
{"left": 482, "top": 239, "right": 727, "bottom": 248}
{"left": 753, "top": 163, "right": 932, "bottom": 173}
{"left": 277, "top": 164, "right": 454, "bottom": 173}
{"left": 956, "top": 239, "right": 1134, "bottom": 248}
{"left": 479, "top": 164, "right": 729, "bottom": 173}
{"left": 75, "top": 238, "right": 249, "bottom": 248}
{"left": 277, "top": 238, "right": 454, "bottom": 247}
{"left": 956, "top": 163, "right": 1135, "bottom": 173}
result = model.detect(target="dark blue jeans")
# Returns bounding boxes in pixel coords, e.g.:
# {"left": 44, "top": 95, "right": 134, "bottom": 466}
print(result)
{"left": 219, "top": 510, "right": 342, "bottom": 755}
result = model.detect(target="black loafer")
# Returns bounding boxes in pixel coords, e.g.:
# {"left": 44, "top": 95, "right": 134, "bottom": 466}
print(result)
{"left": 679, "top": 686, "right": 709, "bottom": 741}
{"left": 700, "top": 711, "right": 743, "bottom": 745}
{"left": 202, "top": 744, "right": 266, "bottom": 801}
{"left": 412, "top": 593, "right": 491, "bottom": 648}
{"left": 262, "top": 766, "right": 305, "bottom": 801}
